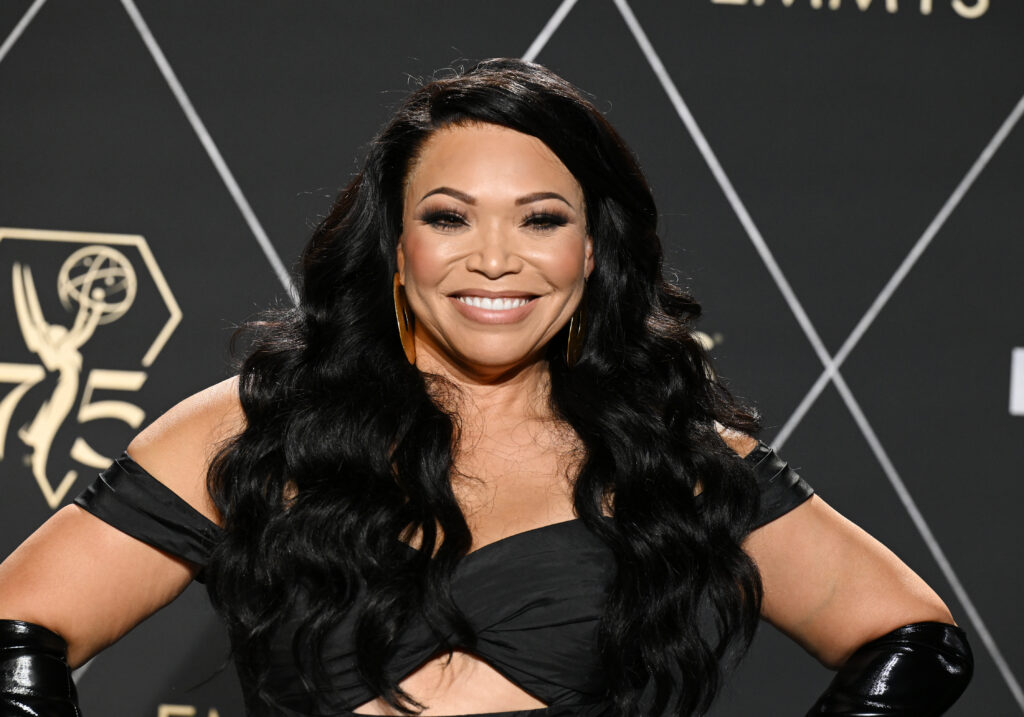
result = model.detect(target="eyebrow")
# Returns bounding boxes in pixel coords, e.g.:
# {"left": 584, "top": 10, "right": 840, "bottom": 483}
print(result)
{"left": 417, "top": 187, "right": 576, "bottom": 209}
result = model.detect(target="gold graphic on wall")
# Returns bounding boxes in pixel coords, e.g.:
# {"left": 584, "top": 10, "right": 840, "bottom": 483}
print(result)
{"left": 156, "top": 704, "right": 221, "bottom": 717}
{"left": 157, "top": 706, "right": 221, "bottom": 717}
{"left": 0, "top": 228, "right": 181, "bottom": 509}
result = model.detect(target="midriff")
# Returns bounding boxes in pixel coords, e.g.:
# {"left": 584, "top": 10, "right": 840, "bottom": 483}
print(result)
{"left": 351, "top": 648, "right": 548, "bottom": 715}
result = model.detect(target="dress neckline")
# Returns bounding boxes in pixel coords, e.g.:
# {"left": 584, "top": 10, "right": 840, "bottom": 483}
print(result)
{"left": 399, "top": 443, "right": 770, "bottom": 562}
{"left": 400, "top": 515, "right": 612, "bottom": 563}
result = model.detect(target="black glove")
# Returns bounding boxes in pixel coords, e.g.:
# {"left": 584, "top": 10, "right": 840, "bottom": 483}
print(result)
{"left": 806, "top": 621, "right": 972, "bottom": 716}
{"left": 0, "top": 619, "right": 81, "bottom": 716}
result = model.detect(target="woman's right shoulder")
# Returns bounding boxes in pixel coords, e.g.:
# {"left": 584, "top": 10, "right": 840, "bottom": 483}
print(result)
{"left": 124, "top": 375, "right": 247, "bottom": 525}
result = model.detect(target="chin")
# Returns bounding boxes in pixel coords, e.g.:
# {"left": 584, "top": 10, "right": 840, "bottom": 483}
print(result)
{"left": 452, "top": 347, "right": 543, "bottom": 374}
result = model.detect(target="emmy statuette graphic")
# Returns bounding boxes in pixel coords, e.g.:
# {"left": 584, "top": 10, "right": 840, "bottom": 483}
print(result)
{"left": 0, "top": 228, "right": 181, "bottom": 509}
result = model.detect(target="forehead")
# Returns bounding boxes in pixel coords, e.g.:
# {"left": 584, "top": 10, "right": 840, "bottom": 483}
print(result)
{"left": 403, "top": 122, "right": 583, "bottom": 205}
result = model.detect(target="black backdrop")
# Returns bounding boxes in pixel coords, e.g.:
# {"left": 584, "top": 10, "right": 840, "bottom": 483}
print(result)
{"left": 1, "top": 1, "right": 1021, "bottom": 715}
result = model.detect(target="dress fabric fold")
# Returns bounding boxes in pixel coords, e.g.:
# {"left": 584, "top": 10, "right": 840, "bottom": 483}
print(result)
{"left": 74, "top": 451, "right": 223, "bottom": 581}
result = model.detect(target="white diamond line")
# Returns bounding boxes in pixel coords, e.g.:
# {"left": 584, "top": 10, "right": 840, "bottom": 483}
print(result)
{"left": 522, "top": 0, "right": 579, "bottom": 63}
{"left": 772, "top": 363, "right": 832, "bottom": 450}
{"left": 775, "top": 90, "right": 1024, "bottom": 449}
{"left": 612, "top": 0, "right": 832, "bottom": 371}
{"left": 120, "top": 0, "right": 298, "bottom": 306}
{"left": 0, "top": 0, "right": 47, "bottom": 66}
{"left": 71, "top": 657, "right": 93, "bottom": 685}
{"left": 833, "top": 372, "right": 1024, "bottom": 710}
{"left": 614, "top": 0, "right": 1024, "bottom": 711}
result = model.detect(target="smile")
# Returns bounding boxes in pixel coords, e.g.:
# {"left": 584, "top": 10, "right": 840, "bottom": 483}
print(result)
{"left": 454, "top": 296, "right": 534, "bottom": 311}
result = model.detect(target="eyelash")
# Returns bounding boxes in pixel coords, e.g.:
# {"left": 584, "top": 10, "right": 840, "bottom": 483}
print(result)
{"left": 419, "top": 208, "right": 569, "bottom": 232}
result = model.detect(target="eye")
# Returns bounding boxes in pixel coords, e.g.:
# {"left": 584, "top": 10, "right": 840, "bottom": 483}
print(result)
{"left": 420, "top": 208, "right": 468, "bottom": 232}
{"left": 522, "top": 210, "right": 569, "bottom": 232}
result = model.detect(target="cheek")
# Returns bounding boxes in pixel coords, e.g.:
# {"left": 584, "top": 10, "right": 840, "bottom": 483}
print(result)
{"left": 532, "top": 241, "right": 591, "bottom": 287}
{"left": 400, "top": 231, "right": 450, "bottom": 287}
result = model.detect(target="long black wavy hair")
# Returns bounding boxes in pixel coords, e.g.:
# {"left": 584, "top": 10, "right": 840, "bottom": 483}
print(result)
{"left": 205, "top": 58, "right": 764, "bottom": 717}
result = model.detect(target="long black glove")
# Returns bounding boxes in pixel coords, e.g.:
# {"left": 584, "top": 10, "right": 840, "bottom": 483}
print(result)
{"left": 806, "top": 621, "right": 972, "bottom": 716}
{"left": 0, "top": 619, "right": 81, "bottom": 716}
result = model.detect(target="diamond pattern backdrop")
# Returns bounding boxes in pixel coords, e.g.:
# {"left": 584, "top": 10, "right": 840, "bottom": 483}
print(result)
{"left": 0, "top": 1, "right": 1021, "bottom": 715}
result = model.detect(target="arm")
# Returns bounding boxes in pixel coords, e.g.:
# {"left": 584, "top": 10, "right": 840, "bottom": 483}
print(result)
{"left": 744, "top": 494, "right": 954, "bottom": 668}
{"left": 718, "top": 428, "right": 971, "bottom": 714}
{"left": 0, "top": 376, "right": 243, "bottom": 710}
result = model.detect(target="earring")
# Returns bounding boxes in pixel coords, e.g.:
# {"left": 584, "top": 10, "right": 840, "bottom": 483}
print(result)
{"left": 393, "top": 273, "right": 416, "bottom": 364}
{"left": 566, "top": 307, "right": 584, "bottom": 367}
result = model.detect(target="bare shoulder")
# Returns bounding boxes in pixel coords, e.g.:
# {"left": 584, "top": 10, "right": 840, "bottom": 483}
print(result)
{"left": 126, "top": 375, "right": 246, "bottom": 524}
{"left": 714, "top": 420, "right": 758, "bottom": 459}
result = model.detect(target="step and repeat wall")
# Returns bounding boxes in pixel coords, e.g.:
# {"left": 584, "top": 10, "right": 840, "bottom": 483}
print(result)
{"left": 0, "top": 1, "right": 1021, "bottom": 715}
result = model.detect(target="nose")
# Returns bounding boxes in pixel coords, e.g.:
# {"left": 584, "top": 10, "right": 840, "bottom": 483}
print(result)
{"left": 464, "top": 225, "right": 523, "bottom": 278}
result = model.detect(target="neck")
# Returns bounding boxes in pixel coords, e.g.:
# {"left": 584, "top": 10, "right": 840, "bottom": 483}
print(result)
{"left": 413, "top": 343, "right": 556, "bottom": 431}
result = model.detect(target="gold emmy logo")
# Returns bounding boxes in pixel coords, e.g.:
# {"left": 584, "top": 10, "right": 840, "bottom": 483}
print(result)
{"left": 0, "top": 228, "right": 181, "bottom": 509}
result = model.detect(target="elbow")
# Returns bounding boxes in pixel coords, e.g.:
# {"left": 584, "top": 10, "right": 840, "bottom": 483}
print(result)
{"left": 809, "top": 622, "right": 973, "bottom": 715}
{"left": 0, "top": 619, "right": 82, "bottom": 712}
{"left": 0, "top": 612, "right": 93, "bottom": 669}
{"left": 840, "top": 589, "right": 958, "bottom": 666}
{"left": 823, "top": 606, "right": 958, "bottom": 671}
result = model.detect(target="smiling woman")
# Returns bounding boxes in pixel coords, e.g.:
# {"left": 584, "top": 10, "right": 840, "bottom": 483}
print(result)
{"left": 0, "top": 58, "right": 971, "bottom": 717}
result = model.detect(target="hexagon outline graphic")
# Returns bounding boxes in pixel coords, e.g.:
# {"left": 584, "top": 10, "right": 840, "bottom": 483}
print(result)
{"left": 0, "top": 227, "right": 182, "bottom": 366}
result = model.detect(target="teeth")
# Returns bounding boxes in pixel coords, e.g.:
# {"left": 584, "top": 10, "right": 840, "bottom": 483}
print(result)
{"left": 456, "top": 296, "right": 531, "bottom": 311}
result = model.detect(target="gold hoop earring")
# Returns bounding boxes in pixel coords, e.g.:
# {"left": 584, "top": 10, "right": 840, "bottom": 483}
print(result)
{"left": 393, "top": 273, "right": 416, "bottom": 364}
{"left": 566, "top": 307, "right": 584, "bottom": 368}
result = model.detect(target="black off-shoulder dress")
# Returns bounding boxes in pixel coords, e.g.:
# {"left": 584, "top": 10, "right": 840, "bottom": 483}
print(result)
{"left": 74, "top": 441, "right": 814, "bottom": 717}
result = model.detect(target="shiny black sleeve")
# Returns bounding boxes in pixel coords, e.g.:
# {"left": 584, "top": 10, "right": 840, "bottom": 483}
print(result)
{"left": 742, "top": 441, "right": 815, "bottom": 530}
{"left": 806, "top": 621, "right": 973, "bottom": 715}
{"left": 73, "top": 452, "right": 224, "bottom": 582}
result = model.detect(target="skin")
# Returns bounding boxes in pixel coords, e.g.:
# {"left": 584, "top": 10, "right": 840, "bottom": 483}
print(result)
{"left": 0, "top": 123, "right": 953, "bottom": 715}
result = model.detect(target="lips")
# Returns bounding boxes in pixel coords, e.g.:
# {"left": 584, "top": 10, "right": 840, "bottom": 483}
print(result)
{"left": 447, "top": 291, "right": 539, "bottom": 324}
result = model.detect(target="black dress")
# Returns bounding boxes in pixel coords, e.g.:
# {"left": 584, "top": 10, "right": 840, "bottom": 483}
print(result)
{"left": 74, "top": 441, "right": 814, "bottom": 717}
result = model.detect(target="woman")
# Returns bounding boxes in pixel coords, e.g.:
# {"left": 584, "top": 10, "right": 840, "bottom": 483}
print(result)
{"left": 0, "top": 58, "right": 971, "bottom": 716}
